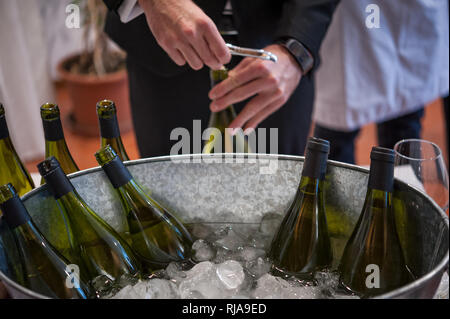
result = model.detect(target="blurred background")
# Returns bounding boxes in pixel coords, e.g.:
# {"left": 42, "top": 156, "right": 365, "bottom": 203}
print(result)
{"left": 0, "top": 0, "right": 448, "bottom": 178}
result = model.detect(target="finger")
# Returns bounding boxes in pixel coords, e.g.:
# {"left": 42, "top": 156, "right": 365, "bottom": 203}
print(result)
{"left": 178, "top": 43, "right": 204, "bottom": 70}
{"left": 231, "top": 57, "right": 253, "bottom": 73}
{"left": 210, "top": 77, "right": 275, "bottom": 111}
{"left": 243, "top": 97, "right": 285, "bottom": 131}
{"left": 209, "top": 62, "right": 258, "bottom": 99}
{"left": 192, "top": 35, "right": 222, "bottom": 70}
{"left": 166, "top": 47, "right": 186, "bottom": 66}
{"left": 228, "top": 91, "right": 280, "bottom": 129}
{"left": 204, "top": 24, "right": 231, "bottom": 65}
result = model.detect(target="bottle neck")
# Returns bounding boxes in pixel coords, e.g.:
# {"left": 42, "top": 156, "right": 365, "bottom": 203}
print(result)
{"left": 42, "top": 118, "right": 64, "bottom": 141}
{"left": 368, "top": 160, "right": 394, "bottom": 192}
{"left": 0, "top": 194, "right": 31, "bottom": 229}
{"left": 99, "top": 115, "right": 120, "bottom": 139}
{"left": 102, "top": 156, "right": 132, "bottom": 189}
{"left": 298, "top": 175, "right": 321, "bottom": 195}
{"left": 302, "top": 149, "right": 328, "bottom": 180}
{"left": 43, "top": 167, "right": 75, "bottom": 199}
{"left": 101, "top": 137, "right": 129, "bottom": 161}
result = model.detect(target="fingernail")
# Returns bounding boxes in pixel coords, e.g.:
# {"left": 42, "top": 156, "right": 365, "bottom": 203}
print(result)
{"left": 244, "top": 128, "right": 255, "bottom": 136}
{"left": 210, "top": 92, "right": 216, "bottom": 99}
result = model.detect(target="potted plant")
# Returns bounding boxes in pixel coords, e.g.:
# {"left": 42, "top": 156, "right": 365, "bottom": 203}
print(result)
{"left": 57, "top": 0, "right": 133, "bottom": 136}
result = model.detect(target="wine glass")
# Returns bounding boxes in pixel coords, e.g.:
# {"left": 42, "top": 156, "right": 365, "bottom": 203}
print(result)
{"left": 393, "top": 139, "right": 449, "bottom": 214}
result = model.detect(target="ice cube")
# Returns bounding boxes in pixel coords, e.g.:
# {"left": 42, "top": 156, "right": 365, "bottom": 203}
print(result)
{"left": 245, "top": 257, "right": 272, "bottom": 279}
{"left": 253, "top": 274, "right": 320, "bottom": 299}
{"left": 110, "top": 284, "right": 140, "bottom": 299}
{"left": 91, "top": 275, "right": 114, "bottom": 296}
{"left": 236, "top": 247, "right": 266, "bottom": 262}
{"left": 216, "top": 260, "right": 245, "bottom": 290}
{"left": 192, "top": 239, "right": 216, "bottom": 262}
{"left": 214, "top": 229, "right": 245, "bottom": 251}
{"left": 145, "top": 279, "right": 180, "bottom": 299}
{"left": 259, "top": 212, "right": 283, "bottom": 235}
{"left": 189, "top": 223, "right": 213, "bottom": 239}
{"left": 165, "top": 262, "right": 187, "bottom": 281}
{"left": 178, "top": 261, "right": 222, "bottom": 299}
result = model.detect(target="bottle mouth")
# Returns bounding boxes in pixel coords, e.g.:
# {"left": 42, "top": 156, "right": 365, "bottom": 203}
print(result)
{"left": 37, "top": 156, "right": 61, "bottom": 177}
{"left": 95, "top": 145, "right": 118, "bottom": 166}
{"left": 370, "top": 146, "right": 395, "bottom": 163}
{"left": 306, "top": 137, "right": 330, "bottom": 153}
{"left": 0, "top": 183, "right": 16, "bottom": 204}
{"left": 96, "top": 100, "right": 117, "bottom": 118}
{"left": 40, "top": 103, "right": 60, "bottom": 120}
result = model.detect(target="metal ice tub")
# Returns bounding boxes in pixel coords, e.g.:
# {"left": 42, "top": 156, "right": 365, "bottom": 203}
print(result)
{"left": 0, "top": 154, "right": 448, "bottom": 299}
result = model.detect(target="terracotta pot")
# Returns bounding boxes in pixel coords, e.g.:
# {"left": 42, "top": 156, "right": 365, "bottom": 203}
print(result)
{"left": 57, "top": 54, "right": 133, "bottom": 137}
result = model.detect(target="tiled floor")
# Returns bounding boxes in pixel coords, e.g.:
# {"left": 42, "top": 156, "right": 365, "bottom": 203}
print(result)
{"left": 24, "top": 83, "right": 448, "bottom": 173}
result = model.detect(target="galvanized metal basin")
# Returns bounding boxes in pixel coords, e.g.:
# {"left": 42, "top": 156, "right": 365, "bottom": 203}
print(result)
{"left": 0, "top": 154, "right": 448, "bottom": 299}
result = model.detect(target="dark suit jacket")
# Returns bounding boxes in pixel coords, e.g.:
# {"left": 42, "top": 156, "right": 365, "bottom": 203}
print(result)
{"left": 104, "top": 0, "right": 339, "bottom": 77}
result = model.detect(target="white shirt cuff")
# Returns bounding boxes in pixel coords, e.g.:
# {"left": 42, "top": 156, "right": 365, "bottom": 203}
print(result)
{"left": 118, "top": 0, "right": 144, "bottom": 23}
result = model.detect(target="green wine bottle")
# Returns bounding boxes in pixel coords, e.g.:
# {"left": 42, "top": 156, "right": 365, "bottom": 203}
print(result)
{"left": 339, "top": 147, "right": 412, "bottom": 297}
{"left": 0, "top": 183, "right": 93, "bottom": 299}
{"left": 0, "top": 214, "right": 26, "bottom": 287}
{"left": 37, "top": 157, "right": 141, "bottom": 282}
{"left": 203, "top": 67, "right": 251, "bottom": 154}
{"left": 0, "top": 103, "right": 34, "bottom": 196}
{"left": 95, "top": 145, "right": 193, "bottom": 268}
{"left": 97, "top": 100, "right": 130, "bottom": 162}
{"left": 269, "top": 137, "right": 332, "bottom": 278}
{"left": 40, "top": 103, "right": 78, "bottom": 184}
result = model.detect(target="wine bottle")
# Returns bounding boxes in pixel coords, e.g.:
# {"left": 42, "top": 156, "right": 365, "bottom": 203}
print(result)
{"left": 0, "top": 214, "right": 26, "bottom": 287}
{"left": 339, "top": 147, "right": 412, "bottom": 297}
{"left": 269, "top": 137, "right": 332, "bottom": 278}
{"left": 95, "top": 145, "right": 193, "bottom": 267}
{"left": 203, "top": 67, "right": 251, "bottom": 154}
{"left": 37, "top": 157, "right": 141, "bottom": 282}
{"left": 97, "top": 100, "right": 130, "bottom": 161}
{"left": 0, "top": 183, "right": 92, "bottom": 299}
{"left": 40, "top": 103, "right": 78, "bottom": 184}
{"left": 0, "top": 103, "right": 34, "bottom": 196}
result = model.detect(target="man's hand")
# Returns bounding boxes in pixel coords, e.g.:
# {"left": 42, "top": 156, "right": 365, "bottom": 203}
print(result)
{"left": 208, "top": 44, "right": 303, "bottom": 133}
{"left": 138, "top": 0, "right": 231, "bottom": 70}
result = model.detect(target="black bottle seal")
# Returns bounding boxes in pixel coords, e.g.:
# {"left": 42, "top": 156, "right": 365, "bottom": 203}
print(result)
{"left": 0, "top": 114, "right": 9, "bottom": 139}
{"left": 302, "top": 137, "right": 330, "bottom": 180}
{"left": 368, "top": 147, "right": 395, "bottom": 192}
{"left": 102, "top": 156, "right": 132, "bottom": 188}
{"left": 37, "top": 157, "right": 75, "bottom": 199}
{"left": 99, "top": 116, "right": 120, "bottom": 139}
{"left": 0, "top": 185, "right": 31, "bottom": 229}
{"left": 42, "top": 118, "right": 64, "bottom": 141}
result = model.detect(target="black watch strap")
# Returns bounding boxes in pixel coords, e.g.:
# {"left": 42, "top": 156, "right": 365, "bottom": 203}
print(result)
{"left": 278, "top": 38, "right": 314, "bottom": 75}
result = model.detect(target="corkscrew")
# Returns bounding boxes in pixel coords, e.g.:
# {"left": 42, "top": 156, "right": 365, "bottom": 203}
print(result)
{"left": 226, "top": 43, "right": 278, "bottom": 63}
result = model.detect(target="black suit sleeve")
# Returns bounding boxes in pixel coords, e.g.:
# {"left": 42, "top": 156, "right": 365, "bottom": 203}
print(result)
{"left": 275, "top": 0, "right": 340, "bottom": 71}
{"left": 103, "top": 0, "right": 124, "bottom": 14}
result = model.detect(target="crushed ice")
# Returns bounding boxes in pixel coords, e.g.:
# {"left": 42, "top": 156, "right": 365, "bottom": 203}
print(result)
{"left": 103, "top": 217, "right": 359, "bottom": 299}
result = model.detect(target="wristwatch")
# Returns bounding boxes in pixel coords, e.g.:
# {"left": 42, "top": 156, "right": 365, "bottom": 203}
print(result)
{"left": 277, "top": 38, "right": 314, "bottom": 75}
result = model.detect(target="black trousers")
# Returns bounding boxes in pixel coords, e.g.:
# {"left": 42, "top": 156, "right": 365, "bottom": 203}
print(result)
{"left": 126, "top": 58, "right": 315, "bottom": 158}
{"left": 314, "top": 108, "right": 425, "bottom": 164}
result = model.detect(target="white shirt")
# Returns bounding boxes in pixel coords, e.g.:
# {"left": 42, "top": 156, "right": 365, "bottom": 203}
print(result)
{"left": 313, "top": 0, "right": 449, "bottom": 131}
